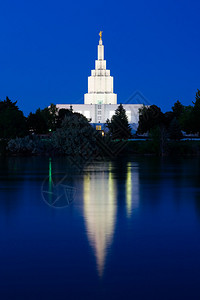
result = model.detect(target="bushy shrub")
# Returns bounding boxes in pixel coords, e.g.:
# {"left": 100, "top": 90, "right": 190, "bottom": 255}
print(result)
{"left": 51, "top": 113, "right": 98, "bottom": 156}
{"left": 7, "top": 113, "right": 99, "bottom": 156}
{"left": 7, "top": 136, "right": 53, "bottom": 155}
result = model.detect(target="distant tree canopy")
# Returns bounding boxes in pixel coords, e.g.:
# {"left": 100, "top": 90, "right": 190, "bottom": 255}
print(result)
{"left": 137, "top": 103, "right": 182, "bottom": 143}
{"left": 0, "top": 97, "right": 27, "bottom": 139}
{"left": 179, "top": 105, "right": 194, "bottom": 134}
{"left": 27, "top": 104, "right": 58, "bottom": 134}
{"left": 167, "top": 117, "right": 182, "bottom": 140}
{"left": 172, "top": 100, "right": 184, "bottom": 120}
{"left": 2, "top": 89, "right": 200, "bottom": 145}
{"left": 106, "top": 104, "right": 132, "bottom": 139}
{"left": 137, "top": 105, "right": 164, "bottom": 134}
{"left": 8, "top": 111, "right": 99, "bottom": 156}
{"left": 136, "top": 91, "right": 200, "bottom": 138}
{"left": 172, "top": 90, "right": 200, "bottom": 135}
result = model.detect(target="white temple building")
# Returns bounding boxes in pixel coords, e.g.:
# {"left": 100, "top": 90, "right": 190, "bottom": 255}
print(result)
{"left": 56, "top": 32, "right": 143, "bottom": 131}
{"left": 84, "top": 31, "right": 117, "bottom": 105}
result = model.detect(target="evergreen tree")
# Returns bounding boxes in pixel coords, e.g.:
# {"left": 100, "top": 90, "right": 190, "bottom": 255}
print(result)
{"left": 172, "top": 100, "right": 184, "bottom": 120}
{"left": 106, "top": 104, "right": 132, "bottom": 139}
{"left": 0, "top": 97, "right": 27, "bottom": 138}
{"left": 179, "top": 105, "right": 194, "bottom": 134}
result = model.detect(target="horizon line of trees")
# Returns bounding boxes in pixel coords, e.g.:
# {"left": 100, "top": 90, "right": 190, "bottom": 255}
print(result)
{"left": 137, "top": 89, "right": 200, "bottom": 139}
{"left": 1, "top": 89, "right": 200, "bottom": 141}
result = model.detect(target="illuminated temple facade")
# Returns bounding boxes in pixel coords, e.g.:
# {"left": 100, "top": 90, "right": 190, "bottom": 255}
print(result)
{"left": 56, "top": 32, "right": 143, "bottom": 130}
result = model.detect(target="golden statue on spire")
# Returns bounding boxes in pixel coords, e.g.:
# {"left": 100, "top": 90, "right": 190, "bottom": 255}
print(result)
{"left": 99, "top": 31, "right": 103, "bottom": 40}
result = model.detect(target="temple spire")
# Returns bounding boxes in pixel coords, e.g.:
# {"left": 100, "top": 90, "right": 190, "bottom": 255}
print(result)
{"left": 98, "top": 31, "right": 104, "bottom": 60}
{"left": 84, "top": 32, "right": 117, "bottom": 105}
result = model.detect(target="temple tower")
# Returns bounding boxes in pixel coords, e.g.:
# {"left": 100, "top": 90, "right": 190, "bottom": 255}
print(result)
{"left": 84, "top": 32, "right": 117, "bottom": 105}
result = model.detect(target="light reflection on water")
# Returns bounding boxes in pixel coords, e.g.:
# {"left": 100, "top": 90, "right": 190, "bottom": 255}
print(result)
{"left": 126, "top": 161, "right": 140, "bottom": 217}
{"left": 0, "top": 157, "right": 200, "bottom": 299}
{"left": 83, "top": 163, "right": 117, "bottom": 276}
{"left": 82, "top": 161, "right": 140, "bottom": 276}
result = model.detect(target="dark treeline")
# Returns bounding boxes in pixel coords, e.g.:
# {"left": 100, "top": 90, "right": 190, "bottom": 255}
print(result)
{"left": 136, "top": 89, "right": 200, "bottom": 155}
{"left": 138, "top": 89, "right": 200, "bottom": 138}
{"left": 1, "top": 90, "right": 200, "bottom": 156}
{"left": 0, "top": 99, "right": 133, "bottom": 156}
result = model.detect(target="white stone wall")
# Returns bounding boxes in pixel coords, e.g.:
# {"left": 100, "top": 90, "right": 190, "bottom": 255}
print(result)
{"left": 84, "top": 93, "right": 117, "bottom": 105}
{"left": 88, "top": 75, "right": 114, "bottom": 94}
{"left": 56, "top": 104, "right": 143, "bottom": 124}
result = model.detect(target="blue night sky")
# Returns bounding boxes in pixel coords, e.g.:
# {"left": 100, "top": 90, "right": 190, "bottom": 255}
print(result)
{"left": 0, "top": 0, "right": 200, "bottom": 116}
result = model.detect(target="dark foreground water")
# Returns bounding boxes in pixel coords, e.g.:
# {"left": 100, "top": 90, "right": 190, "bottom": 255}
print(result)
{"left": 0, "top": 156, "right": 200, "bottom": 300}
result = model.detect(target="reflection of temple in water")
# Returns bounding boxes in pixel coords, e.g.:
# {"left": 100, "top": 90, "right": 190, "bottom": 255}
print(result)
{"left": 126, "top": 162, "right": 140, "bottom": 218}
{"left": 83, "top": 165, "right": 116, "bottom": 277}
{"left": 83, "top": 162, "right": 140, "bottom": 277}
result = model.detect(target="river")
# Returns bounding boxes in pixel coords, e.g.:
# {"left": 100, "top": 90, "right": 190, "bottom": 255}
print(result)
{"left": 0, "top": 156, "right": 200, "bottom": 299}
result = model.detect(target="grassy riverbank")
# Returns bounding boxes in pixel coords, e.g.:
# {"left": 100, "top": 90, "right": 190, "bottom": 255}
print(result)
{"left": 2, "top": 138, "right": 200, "bottom": 157}
{"left": 117, "top": 140, "right": 200, "bottom": 156}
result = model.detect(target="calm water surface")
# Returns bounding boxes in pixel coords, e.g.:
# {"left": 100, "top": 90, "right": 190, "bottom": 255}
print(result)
{"left": 0, "top": 157, "right": 200, "bottom": 300}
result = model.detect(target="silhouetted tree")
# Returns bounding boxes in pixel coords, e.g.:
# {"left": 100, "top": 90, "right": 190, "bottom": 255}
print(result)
{"left": 27, "top": 103, "right": 58, "bottom": 134}
{"left": 47, "top": 104, "right": 58, "bottom": 131}
{"left": 172, "top": 100, "right": 184, "bottom": 120}
{"left": 179, "top": 105, "right": 194, "bottom": 134}
{"left": 27, "top": 109, "right": 48, "bottom": 134}
{"left": 164, "top": 111, "right": 175, "bottom": 128}
{"left": 192, "top": 90, "right": 200, "bottom": 135}
{"left": 106, "top": 104, "right": 132, "bottom": 139}
{"left": 0, "top": 97, "right": 27, "bottom": 138}
{"left": 137, "top": 105, "right": 164, "bottom": 134}
{"left": 168, "top": 118, "right": 182, "bottom": 140}
{"left": 176, "top": 90, "right": 200, "bottom": 135}
{"left": 57, "top": 108, "right": 73, "bottom": 128}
